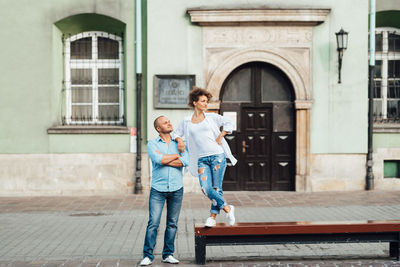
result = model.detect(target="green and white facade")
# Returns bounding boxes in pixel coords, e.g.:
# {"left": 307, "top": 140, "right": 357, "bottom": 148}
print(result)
{"left": 0, "top": 0, "right": 399, "bottom": 195}
{"left": 372, "top": 0, "right": 400, "bottom": 189}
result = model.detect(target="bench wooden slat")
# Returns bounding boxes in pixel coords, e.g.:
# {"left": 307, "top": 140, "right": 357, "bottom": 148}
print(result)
{"left": 195, "top": 221, "right": 400, "bottom": 236}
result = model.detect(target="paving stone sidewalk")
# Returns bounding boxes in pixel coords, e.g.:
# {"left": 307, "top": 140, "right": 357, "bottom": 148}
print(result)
{"left": 0, "top": 191, "right": 399, "bottom": 266}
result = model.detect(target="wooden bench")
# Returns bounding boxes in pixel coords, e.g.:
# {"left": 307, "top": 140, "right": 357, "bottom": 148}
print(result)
{"left": 194, "top": 220, "right": 400, "bottom": 264}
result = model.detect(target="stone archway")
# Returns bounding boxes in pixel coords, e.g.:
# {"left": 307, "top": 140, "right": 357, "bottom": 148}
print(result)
{"left": 206, "top": 48, "right": 310, "bottom": 102}
{"left": 187, "top": 8, "right": 330, "bottom": 191}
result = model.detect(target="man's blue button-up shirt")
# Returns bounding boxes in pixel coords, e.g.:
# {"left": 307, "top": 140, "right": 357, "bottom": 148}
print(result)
{"left": 147, "top": 136, "right": 189, "bottom": 192}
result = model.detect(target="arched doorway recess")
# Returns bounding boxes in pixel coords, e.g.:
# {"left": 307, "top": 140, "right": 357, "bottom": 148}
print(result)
{"left": 220, "top": 62, "right": 295, "bottom": 191}
{"left": 188, "top": 8, "right": 330, "bottom": 191}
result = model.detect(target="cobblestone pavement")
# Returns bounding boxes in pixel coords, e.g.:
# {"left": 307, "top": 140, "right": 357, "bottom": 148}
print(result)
{"left": 0, "top": 191, "right": 399, "bottom": 266}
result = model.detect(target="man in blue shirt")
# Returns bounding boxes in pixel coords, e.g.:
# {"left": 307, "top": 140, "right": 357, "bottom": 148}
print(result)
{"left": 140, "top": 116, "right": 189, "bottom": 266}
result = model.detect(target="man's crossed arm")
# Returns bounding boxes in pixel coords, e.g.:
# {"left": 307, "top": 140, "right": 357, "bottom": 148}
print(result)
{"left": 157, "top": 151, "right": 183, "bottom": 167}
{"left": 147, "top": 140, "right": 188, "bottom": 168}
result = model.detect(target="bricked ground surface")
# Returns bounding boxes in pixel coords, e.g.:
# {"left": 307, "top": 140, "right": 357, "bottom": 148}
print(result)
{"left": 0, "top": 191, "right": 400, "bottom": 266}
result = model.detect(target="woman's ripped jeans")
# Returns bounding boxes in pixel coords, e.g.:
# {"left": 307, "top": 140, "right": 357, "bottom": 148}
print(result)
{"left": 197, "top": 153, "right": 227, "bottom": 214}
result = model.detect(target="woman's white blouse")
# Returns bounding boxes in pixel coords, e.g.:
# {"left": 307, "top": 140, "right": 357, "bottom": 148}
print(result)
{"left": 171, "top": 112, "right": 238, "bottom": 176}
{"left": 188, "top": 119, "right": 224, "bottom": 158}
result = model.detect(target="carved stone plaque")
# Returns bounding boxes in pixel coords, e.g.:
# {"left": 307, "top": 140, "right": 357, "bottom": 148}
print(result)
{"left": 154, "top": 75, "right": 195, "bottom": 108}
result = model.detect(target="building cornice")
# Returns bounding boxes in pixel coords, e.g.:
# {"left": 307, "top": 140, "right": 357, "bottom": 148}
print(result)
{"left": 187, "top": 8, "right": 331, "bottom": 26}
{"left": 47, "top": 126, "right": 130, "bottom": 134}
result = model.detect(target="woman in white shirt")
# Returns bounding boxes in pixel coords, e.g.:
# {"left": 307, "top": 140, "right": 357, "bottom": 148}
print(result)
{"left": 172, "top": 87, "right": 237, "bottom": 227}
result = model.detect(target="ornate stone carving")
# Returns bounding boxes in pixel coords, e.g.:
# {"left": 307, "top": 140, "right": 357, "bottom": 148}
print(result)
{"left": 204, "top": 27, "right": 312, "bottom": 47}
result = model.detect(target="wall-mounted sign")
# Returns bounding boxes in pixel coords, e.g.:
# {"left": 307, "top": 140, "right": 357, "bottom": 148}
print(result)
{"left": 223, "top": 111, "right": 237, "bottom": 131}
{"left": 154, "top": 75, "right": 195, "bottom": 108}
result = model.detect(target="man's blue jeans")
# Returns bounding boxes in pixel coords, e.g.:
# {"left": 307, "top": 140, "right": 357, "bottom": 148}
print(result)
{"left": 198, "top": 153, "right": 227, "bottom": 215}
{"left": 143, "top": 187, "right": 183, "bottom": 261}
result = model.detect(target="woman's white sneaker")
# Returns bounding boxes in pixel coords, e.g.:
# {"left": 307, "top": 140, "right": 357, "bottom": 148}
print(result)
{"left": 226, "top": 205, "right": 235, "bottom": 226}
{"left": 162, "top": 255, "right": 179, "bottom": 264}
{"left": 204, "top": 217, "right": 216, "bottom": 227}
{"left": 139, "top": 257, "right": 152, "bottom": 266}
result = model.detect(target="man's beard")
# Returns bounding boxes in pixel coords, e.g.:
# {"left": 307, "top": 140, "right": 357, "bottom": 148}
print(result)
{"left": 161, "top": 129, "right": 173, "bottom": 134}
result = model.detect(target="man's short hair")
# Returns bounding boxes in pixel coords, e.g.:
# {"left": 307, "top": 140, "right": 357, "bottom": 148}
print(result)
{"left": 153, "top": 116, "right": 165, "bottom": 132}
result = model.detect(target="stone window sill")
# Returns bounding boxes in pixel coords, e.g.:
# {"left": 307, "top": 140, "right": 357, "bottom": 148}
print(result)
{"left": 373, "top": 123, "right": 400, "bottom": 133}
{"left": 47, "top": 126, "right": 130, "bottom": 134}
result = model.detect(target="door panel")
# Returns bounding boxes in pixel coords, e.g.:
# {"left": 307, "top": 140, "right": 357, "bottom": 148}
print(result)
{"left": 223, "top": 134, "right": 240, "bottom": 191}
{"left": 220, "top": 62, "right": 295, "bottom": 191}
{"left": 257, "top": 135, "right": 268, "bottom": 156}
{"left": 257, "top": 112, "right": 270, "bottom": 130}
{"left": 243, "top": 112, "right": 256, "bottom": 130}
{"left": 272, "top": 159, "right": 294, "bottom": 191}
{"left": 244, "top": 135, "right": 256, "bottom": 156}
{"left": 240, "top": 108, "right": 272, "bottom": 190}
{"left": 274, "top": 133, "right": 293, "bottom": 156}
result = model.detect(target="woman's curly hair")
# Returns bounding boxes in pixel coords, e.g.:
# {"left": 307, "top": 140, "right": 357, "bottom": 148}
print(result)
{"left": 188, "top": 86, "right": 212, "bottom": 108}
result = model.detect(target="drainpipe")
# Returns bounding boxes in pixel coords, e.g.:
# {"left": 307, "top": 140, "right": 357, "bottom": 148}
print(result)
{"left": 134, "top": 0, "right": 143, "bottom": 194}
{"left": 366, "top": 0, "right": 375, "bottom": 190}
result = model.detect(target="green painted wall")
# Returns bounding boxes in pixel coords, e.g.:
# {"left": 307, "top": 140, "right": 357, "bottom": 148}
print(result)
{"left": 55, "top": 13, "right": 125, "bottom": 36}
{"left": 376, "top": 10, "right": 400, "bottom": 27}
{"left": 306, "top": 0, "right": 368, "bottom": 154}
{"left": 0, "top": 0, "right": 136, "bottom": 153}
{"left": 146, "top": 0, "right": 369, "bottom": 154}
{"left": 374, "top": 133, "right": 400, "bottom": 151}
{"left": 49, "top": 134, "right": 130, "bottom": 153}
{"left": 147, "top": 0, "right": 203, "bottom": 140}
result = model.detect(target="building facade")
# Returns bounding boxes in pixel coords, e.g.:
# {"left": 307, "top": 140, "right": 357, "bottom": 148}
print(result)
{"left": 0, "top": 0, "right": 138, "bottom": 195}
{"left": 0, "top": 0, "right": 399, "bottom": 195}
{"left": 146, "top": 0, "right": 369, "bottom": 193}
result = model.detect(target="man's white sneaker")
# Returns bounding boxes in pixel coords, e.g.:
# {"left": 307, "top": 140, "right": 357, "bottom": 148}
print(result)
{"left": 226, "top": 205, "right": 235, "bottom": 226}
{"left": 162, "top": 255, "right": 179, "bottom": 264}
{"left": 204, "top": 217, "right": 216, "bottom": 227}
{"left": 139, "top": 257, "right": 152, "bottom": 266}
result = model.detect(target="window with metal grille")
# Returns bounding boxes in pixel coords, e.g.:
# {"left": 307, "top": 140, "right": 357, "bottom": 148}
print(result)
{"left": 373, "top": 28, "right": 400, "bottom": 123}
{"left": 63, "top": 31, "right": 124, "bottom": 125}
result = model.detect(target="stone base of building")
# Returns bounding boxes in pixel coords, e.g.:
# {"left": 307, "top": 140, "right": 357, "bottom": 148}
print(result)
{"left": 373, "top": 148, "right": 400, "bottom": 190}
{"left": 1, "top": 152, "right": 397, "bottom": 195}
{"left": 309, "top": 154, "right": 367, "bottom": 191}
{"left": 0, "top": 153, "right": 138, "bottom": 196}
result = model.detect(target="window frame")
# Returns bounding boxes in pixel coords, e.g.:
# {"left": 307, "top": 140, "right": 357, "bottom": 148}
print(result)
{"left": 64, "top": 31, "right": 124, "bottom": 125}
{"left": 373, "top": 27, "right": 400, "bottom": 122}
{"left": 384, "top": 160, "right": 400, "bottom": 178}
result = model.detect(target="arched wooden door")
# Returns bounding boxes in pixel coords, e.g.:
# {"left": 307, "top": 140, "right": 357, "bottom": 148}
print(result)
{"left": 220, "top": 62, "right": 295, "bottom": 191}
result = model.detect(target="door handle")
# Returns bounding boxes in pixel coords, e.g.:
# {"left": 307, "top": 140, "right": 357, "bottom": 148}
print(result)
{"left": 242, "top": 140, "right": 249, "bottom": 153}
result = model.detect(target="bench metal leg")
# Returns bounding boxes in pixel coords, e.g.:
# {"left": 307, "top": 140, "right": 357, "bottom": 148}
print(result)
{"left": 391, "top": 233, "right": 400, "bottom": 261}
{"left": 390, "top": 242, "right": 400, "bottom": 260}
{"left": 195, "top": 236, "right": 206, "bottom": 265}
{"left": 390, "top": 242, "right": 397, "bottom": 257}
